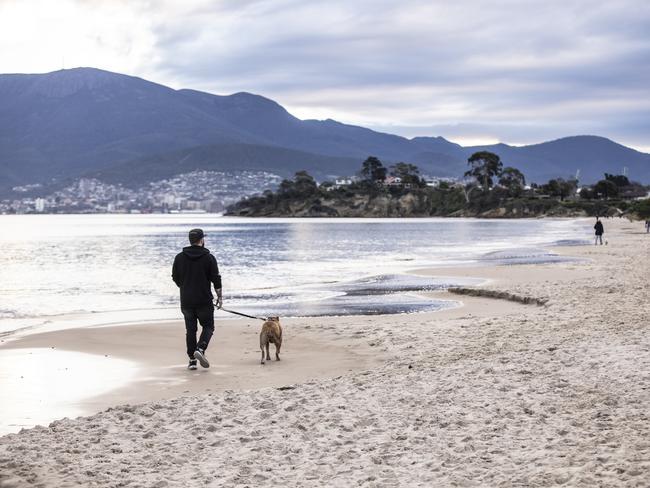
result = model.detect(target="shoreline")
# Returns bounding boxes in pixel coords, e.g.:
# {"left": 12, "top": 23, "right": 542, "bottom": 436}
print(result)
{"left": 0, "top": 217, "right": 589, "bottom": 342}
{"left": 0, "top": 215, "right": 592, "bottom": 344}
{"left": 0, "top": 294, "right": 503, "bottom": 435}
{"left": 2, "top": 218, "right": 648, "bottom": 486}
{"left": 0, "top": 236, "right": 590, "bottom": 435}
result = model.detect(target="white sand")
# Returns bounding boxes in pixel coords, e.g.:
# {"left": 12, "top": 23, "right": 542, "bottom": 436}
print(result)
{"left": 1, "top": 218, "right": 648, "bottom": 487}
{"left": 0, "top": 319, "right": 379, "bottom": 435}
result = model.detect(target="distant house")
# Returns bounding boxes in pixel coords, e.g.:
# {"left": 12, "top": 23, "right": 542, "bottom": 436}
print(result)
{"left": 383, "top": 176, "right": 402, "bottom": 186}
{"left": 328, "top": 177, "right": 357, "bottom": 190}
{"left": 424, "top": 177, "right": 456, "bottom": 188}
{"left": 335, "top": 178, "right": 352, "bottom": 186}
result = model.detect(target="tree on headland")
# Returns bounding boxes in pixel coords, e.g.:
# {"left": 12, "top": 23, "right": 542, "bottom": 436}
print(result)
{"left": 593, "top": 179, "right": 618, "bottom": 199}
{"left": 604, "top": 173, "right": 630, "bottom": 188}
{"left": 278, "top": 171, "right": 318, "bottom": 198}
{"left": 579, "top": 187, "right": 596, "bottom": 200}
{"left": 498, "top": 167, "right": 526, "bottom": 196}
{"left": 579, "top": 173, "right": 644, "bottom": 201}
{"left": 542, "top": 178, "right": 577, "bottom": 201}
{"left": 278, "top": 178, "right": 294, "bottom": 194}
{"left": 390, "top": 162, "right": 423, "bottom": 187}
{"left": 465, "top": 151, "right": 503, "bottom": 192}
{"left": 360, "top": 156, "right": 387, "bottom": 183}
{"left": 293, "top": 170, "right": 318, "bottom": 194}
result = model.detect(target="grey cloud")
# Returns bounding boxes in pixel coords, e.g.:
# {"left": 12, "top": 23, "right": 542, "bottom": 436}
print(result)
{"left": 130, "top": 0, "right": 650, "bottom": 150}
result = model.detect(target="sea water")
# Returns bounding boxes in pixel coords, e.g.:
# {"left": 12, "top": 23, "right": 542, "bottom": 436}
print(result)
{"left": 0, "top": 215, "right": 591, "bottom": 335}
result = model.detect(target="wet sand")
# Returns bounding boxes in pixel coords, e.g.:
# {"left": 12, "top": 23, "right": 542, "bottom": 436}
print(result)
{"left": 0, "top": 295, "right": 518, "bottom": 436}
{"left": 0, "top": 318, "right": 379, "bottom": 435}
{"left": 1, "top": 218, "right": 648, "bottom": 487}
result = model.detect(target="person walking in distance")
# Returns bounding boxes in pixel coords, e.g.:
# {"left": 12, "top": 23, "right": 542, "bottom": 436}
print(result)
{"left": 172, "top": 228, "right": 223, "bottom": 370}
{"left": 594, "top": 217, "right": 604, "bottom": 245}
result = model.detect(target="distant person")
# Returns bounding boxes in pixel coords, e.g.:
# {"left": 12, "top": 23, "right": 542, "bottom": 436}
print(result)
{"left": 594, "top": 218, "right": 604, "bottom": 245}
{"left": 645, "top": 220, "right": 650, "bottom": 233}
{"left": 172, "top": 228, "right": 223, "bottom": 370}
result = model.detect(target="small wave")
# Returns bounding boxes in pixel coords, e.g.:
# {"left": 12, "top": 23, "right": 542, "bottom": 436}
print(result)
{"left": 0, "top": 310, "right": 17, "bottom": 319}
{"left": 221, "top": 293, "right": 457, "bottom": 318}
{"left": 211, "top": 274, "right": 477, "bottom": 318}
{"left": 480, "top": 247, "right": 578, "bottom": 265}
{"left": 332, "top": 274, "right": 480, "bottom": 296}
{"left": 553, "top": 239, "right": 591, "bottom": 246}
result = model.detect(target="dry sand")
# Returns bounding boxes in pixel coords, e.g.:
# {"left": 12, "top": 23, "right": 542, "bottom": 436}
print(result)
{"left": 1, "top": 218, "right": 649, "bottom": 487}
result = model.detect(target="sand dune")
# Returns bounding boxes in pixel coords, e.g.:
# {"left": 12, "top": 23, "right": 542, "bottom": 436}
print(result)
{"left": 1, "top": 218, "right": 648, "bottom": 487}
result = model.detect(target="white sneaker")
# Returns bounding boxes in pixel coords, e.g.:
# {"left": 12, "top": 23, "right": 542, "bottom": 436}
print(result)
{"left": 187, "top": 359, "right": 198, "bottom": 370}
{"left": 193, "top": 349, "right": 210, "bottom": 368}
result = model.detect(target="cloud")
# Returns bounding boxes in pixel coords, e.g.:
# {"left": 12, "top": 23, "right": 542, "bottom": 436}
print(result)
{"left": 0, "top": 0, "right": 648, "bottom": 151}
{"left": 0, "top": 0, "right": 156, "bottom": 74}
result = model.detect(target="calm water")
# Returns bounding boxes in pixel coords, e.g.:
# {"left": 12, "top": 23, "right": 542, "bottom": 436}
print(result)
{"left": 0, "top": 215, "right": 590, "bottom": 335}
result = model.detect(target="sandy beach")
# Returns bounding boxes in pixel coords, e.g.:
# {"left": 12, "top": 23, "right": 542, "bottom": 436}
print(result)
{"left": 1, "top": 218, "right": 648, "bottom": 487}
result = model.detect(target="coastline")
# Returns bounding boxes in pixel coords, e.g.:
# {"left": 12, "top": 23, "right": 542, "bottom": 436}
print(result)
{"left": 0, "top": 215, "right": 589, "bottom": 335}
{"left": 1, "top": 218, "right": 648, "bottom": 486}
{"left": 0, "top": 229, "right": 581, "bottom": 435}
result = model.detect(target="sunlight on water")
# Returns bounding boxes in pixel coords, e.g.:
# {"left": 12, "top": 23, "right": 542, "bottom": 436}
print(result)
{"left": 0, "top": 348, "right": 136, "bottom": 435}
{"left": 0, "top": 215, "right": 591, "bottom": 333}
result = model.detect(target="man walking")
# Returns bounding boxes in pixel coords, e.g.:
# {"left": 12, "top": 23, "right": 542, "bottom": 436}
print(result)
{"left": 172, "top": 228, "right": 223, "bottom": 370}
{"left": 594, "top": 217, "right": 604, "bottom": 245}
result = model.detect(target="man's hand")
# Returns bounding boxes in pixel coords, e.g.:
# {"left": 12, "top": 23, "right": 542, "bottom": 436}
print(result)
{"left": 215, "top": 289, "right": 223, "bottom": 309}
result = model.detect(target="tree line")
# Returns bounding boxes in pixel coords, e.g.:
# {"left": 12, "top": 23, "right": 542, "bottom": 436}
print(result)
{"left": 228, "top": 151, "right": 650, "bottom": 218}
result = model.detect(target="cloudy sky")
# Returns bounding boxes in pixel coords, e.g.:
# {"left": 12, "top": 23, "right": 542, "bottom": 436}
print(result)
{"left": 1, "top": 0, "right": 648, "bottom": 151}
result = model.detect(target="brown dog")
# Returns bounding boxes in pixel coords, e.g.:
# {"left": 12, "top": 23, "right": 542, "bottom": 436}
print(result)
{"left": 260, "top": 316, "right": 282, "bottom": 364}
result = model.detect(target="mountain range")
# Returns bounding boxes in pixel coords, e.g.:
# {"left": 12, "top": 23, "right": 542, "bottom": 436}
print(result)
{"left": 1, "top": 67, "right": 649, "bottom": 194}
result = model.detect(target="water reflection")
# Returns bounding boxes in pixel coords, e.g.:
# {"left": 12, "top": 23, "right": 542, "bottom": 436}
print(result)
{"left": 0, "top": 348, "right": 136, "bottom": 435}
{"left": 0, "top": 215, "right": 591, "bottom": 333}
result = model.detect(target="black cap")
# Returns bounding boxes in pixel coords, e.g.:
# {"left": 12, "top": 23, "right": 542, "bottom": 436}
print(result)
{"left": 188, "top": 228, "right": 205, "bottom": 244}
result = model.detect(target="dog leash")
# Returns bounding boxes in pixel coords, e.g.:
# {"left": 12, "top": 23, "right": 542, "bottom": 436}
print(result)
{"left": 220, "top": 307, "right": 267, "bottom": 321}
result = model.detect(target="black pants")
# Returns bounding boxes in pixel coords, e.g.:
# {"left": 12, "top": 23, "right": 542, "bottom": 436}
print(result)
{"left": 182, "top": 303, "right": 214, "bottom": 359}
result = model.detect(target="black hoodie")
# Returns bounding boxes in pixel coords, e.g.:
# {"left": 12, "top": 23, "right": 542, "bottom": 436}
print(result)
{"left": 594, "top": 221, "right": 604, "bottom": 235}
{"left": 172, "top": 246, "right": 222, "bottom": 307}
